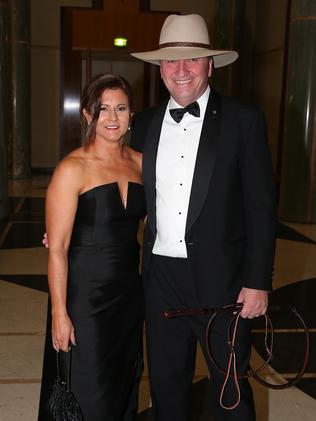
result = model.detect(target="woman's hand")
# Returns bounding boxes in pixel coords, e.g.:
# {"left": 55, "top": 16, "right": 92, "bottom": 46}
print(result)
{"left": 42, "top": 232, "right": 49, "bottom": 248}
{"left": 52, "top": 312, "right": 76, "bottom": 352}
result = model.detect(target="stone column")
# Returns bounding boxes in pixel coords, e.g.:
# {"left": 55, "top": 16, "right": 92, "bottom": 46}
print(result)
{"left": 279, "top": 0, "right": 316, "bottom": 222}
{"left": 0, "top": 0, "right": 10, "bottom": 220}
{"left": 9, "top": 0, "right": 31, "bottom": 179}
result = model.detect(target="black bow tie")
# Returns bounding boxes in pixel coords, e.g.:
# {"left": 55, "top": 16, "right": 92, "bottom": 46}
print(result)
{"left": 169, "top": 101, "right": 200, "bottom": 123}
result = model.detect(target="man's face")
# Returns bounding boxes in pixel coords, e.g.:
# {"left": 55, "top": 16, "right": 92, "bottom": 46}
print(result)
{"left": 160, "top": 57, "right": 212, "bottom": 107}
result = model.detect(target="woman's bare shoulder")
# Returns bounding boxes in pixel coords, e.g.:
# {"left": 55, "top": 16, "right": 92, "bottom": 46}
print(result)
{"left": 57, "top": 148, "right": 86, "bottom": 172}
{"left": 125, "top": 145, "right": 142, "bottom": 169}
{"left": 49, "top": 148, "right": 87, "bottom": 192}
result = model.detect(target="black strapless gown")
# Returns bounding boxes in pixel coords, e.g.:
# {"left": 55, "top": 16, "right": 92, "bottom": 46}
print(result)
{"left": 38, "top": 182, "right": 146, "bottom": 421}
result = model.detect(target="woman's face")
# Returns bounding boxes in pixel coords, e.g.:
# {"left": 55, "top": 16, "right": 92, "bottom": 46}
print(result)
{"left": 93, "top": 88, "right": 131, "bottom": 144}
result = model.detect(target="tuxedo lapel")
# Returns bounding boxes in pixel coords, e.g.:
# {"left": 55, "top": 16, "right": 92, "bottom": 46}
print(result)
{"left": 186, "top": 90, "right": 222, "bottom": 234}
{"left": 142, "top": 101, "right": 168, "bottom": 235}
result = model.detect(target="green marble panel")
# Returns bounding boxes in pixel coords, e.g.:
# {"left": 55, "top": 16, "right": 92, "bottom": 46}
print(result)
{"left": 291, "top": 0, "right": 316, "bottom": 17}
{"left": 212, "top": 0, "right": 247, "bottom": 98}
{"left": 13, "top": 0, "right": 30, "bottom": 40}
{"left": 11, "top": 0, "right": 31, "bottom": 179}
{"left": 12, "top": 43, "right": 31, "bottom": 179}
{"left": 279, "top": 18, "right": 316, "bottom": 222}
{"left": 0, "top": 2, "right": 9, "bottom": 219}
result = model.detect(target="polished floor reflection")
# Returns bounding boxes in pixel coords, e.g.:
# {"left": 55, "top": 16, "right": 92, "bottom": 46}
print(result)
{"left": 0, "top": 176, "right": 315, "bottom": 420}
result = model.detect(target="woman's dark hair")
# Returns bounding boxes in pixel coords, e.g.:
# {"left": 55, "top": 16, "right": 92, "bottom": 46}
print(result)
{"left": 80, "top": 73, "right": 134, "bottom": 147}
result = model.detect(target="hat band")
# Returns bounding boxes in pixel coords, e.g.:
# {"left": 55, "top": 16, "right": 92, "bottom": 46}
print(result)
{"left": 159, "top": 41, "right": 211, "bottom": 49}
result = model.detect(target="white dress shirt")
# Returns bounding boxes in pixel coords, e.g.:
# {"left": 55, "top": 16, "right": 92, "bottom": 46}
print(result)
{"left": 153, "top": 86, "right": 210, "bottom": 258}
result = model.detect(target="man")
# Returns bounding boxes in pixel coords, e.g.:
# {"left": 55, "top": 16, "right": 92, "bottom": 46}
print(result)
{"left": 131, "top": 14, "right": 276, "bottom": 421}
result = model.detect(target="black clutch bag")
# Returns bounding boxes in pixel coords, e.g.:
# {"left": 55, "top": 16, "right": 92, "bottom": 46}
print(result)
{"left": 47, "top": 348, "right": 83, "bottom": 421}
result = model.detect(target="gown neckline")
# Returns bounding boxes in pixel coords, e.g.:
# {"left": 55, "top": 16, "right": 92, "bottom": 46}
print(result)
{"left": 78, "top": 181, "right": 143, "bottom": 211}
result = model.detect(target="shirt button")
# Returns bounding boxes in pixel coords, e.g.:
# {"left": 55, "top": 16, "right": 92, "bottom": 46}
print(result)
{"left": 180, "top": 183, "right": 183, "bottom": 186}
{"left": 181, "top": 155, "right": 184, "bottom": 158}
{"left": 180, "top": 240, "right": 183, "bottom": 243}
{"left": 179, "top": 212, "right": 182, "bottom": 215}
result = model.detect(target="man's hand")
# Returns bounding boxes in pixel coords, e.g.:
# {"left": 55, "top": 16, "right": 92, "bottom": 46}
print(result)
{"left": 237, "top": 287, "right": 268, "bottom": 319}
{"left": 42, "top": 232, "right": 49, "bottom": 248}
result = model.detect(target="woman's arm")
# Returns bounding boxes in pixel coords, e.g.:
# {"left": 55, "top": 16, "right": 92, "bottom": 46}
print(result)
{"left": 46, "top": 157, "right": 83, "bottom": 351}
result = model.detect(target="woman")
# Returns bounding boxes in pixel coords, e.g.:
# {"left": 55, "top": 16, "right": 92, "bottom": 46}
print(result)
{"left": 38, "top": 74, "right": 145, "bottom": 420}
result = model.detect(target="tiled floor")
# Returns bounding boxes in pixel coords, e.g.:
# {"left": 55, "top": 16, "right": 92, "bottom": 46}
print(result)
{"left": 0, "top": 176, "right": 315, "bottom": 420}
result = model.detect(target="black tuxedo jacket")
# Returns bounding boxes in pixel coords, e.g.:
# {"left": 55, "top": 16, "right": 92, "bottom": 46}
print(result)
{"left": 131, "top": 89, "right": 276, "bottom": 308}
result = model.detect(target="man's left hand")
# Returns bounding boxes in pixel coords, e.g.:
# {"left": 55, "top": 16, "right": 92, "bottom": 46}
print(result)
{"left": 237, "top": 287, "right": 268, "bottom": 319}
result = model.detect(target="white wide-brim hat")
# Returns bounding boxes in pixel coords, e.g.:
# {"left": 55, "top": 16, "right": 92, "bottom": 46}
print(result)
{"left": 131, "top": 14, "right": 238, "bottom": 68}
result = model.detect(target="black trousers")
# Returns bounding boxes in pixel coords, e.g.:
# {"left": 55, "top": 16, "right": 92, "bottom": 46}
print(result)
{"left": 145, "top": 254, "right": 256, "bottom": 421}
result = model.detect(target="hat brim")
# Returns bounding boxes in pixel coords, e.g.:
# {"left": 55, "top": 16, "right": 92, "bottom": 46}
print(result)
{"left": 131, "top": 47, "right": 238, "bottom": 68}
